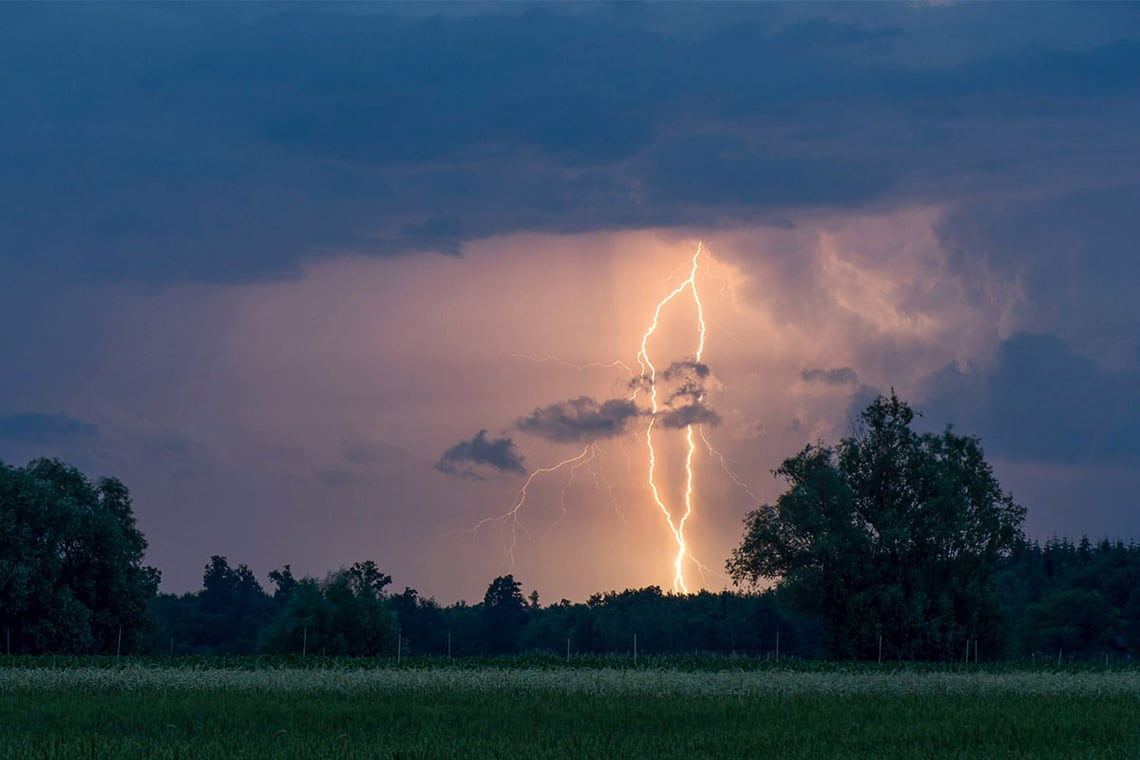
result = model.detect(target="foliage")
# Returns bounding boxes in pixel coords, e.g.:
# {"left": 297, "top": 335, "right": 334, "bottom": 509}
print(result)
{"left": 481, "top": 574, "right": 528, "bottom": 653}
{"left": 0, "top": 458, "right": 159, "bottom": 654}
{"left": 146, "top": 556, "right": 275, "bottom": 655}
{"left": 728, "top": 393, "right": 1026, "bottom": 660}
{"left": 995, "top": 536, "right": 1140, "bottom": 656}
{"left": 259, "top": 566, "right": 397, "bottom": 656}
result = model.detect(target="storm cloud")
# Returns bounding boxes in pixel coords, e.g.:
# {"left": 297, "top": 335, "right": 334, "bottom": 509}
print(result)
{"left": 662, "top": 361, "right": 711, "bottom": 381}
{"left": 516, "top": 397, "right": 643, "bottom": 443}
{"left": 434, "top": 430, "right": 526, "bottom": 479}
{"left": 923, "top": 332, "right": 1140, "bottom": 463}
{"left": 802, "top": 367, "right": 858, "bottom": 386}
{"left": 0, "top": 3, "right": 1138, "bottom": 601}
{"left": 3, "top": 4, "right": 1139, "bottom": 284}
{"left": 657, "top": 403, "right": 722, "bottom": 430}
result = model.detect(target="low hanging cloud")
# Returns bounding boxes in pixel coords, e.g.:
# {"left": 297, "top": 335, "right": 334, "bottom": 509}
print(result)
{"left": 516, "top": 396, "right": 643, "bottom": 443}
{"left": 435, "top": 430, "right": 526, "bottom": 479}
{"left": 801, "top": 367, "right": 858, "bottom": 386}
{"left": 0, "top": 412, "right": 98, "bottom": 441}
{"left": 657, "top": 402, "right": 722, "bottom": 429}
{"left": 922, "top": 332, "right": 1140, "bottom": 463}
{"left": 662, "top": 360, "right": 711, "bottom": 381}
{"left": 666, "top": 380, "right": 705, "bottom": 406}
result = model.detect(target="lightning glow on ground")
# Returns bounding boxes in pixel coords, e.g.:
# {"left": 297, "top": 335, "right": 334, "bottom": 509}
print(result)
{"left": 635, "top": 242, "right": 707, "bottom": 592}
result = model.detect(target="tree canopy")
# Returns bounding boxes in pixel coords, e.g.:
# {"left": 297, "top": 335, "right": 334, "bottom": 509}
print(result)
{"left": 0, "top": 458, "right": 159, "bottom": 653}
{"left": 727, "top": 393, "right": 1026, "bottom": 660}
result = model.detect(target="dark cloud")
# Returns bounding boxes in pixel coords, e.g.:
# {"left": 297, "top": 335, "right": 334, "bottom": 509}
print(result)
{"left": 396, "top": 216, "right": 466, "bottom": 256}
{"left": 516, "top": 397, "right": 643, "bottom": 443}
{"left": 646, "top": 135, "right": 896, "bottom": 207}
{"left": 662, "top": 361, "right": 711, "bottom": 381}
{"left": 2, "top": 4, "right": 1138, "bottom": 283}
{"left": 666, "top": 381, "right": 706, "bottom": 407}
{"left": 802, "top": 367, "right": 858, "bottom": 386}
{"left": 0, "top": 413, "right": 97, "bottom": 441}
{"left": 939, "top": 185, "right": 1140, "bottom": 363}
{"left": 923, "top": 333, "right": 1140, "bottom": 463}
{"left": 435, "top": 430, "right": 526, "bottom": 479}
{"left": 657, "top": 403, "right": 722, "bottom": 430}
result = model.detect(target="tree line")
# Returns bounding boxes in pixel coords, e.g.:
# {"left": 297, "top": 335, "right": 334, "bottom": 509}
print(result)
{"left": 139, "top": 539, "right": 1140, "bottom": 660}
{"left": 2, "top": 394, "right": 1139, "bottom": 660}
{"left": 144, "top": 564, "right": 809, "bottom": 658}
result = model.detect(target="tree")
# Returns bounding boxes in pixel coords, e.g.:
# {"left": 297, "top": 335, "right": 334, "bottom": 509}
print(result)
{"left": 196, "top": 556, "right": 272, "bottom": 653}
{"left": 481, "top": 575, "right": 528, "bottom": 653}
{"left": 268, "top": 564, "right": 297, "bottom": 603}
{"left": 260, "top": 563, "right": 397, "bottom": 656}
{"left": 344, "top": 560, "right": 392, "bottom": 597}
{"left": 0, "top": 458, "right": 159, "bottom": 653}
{"left": 390, "top": 587, "right": 449, "bottom": 656}
{"left": 727, "top": 393, "right": 1025, "bottom": 660}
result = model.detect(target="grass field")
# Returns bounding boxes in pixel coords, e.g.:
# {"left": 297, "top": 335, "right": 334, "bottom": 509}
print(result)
{"left": 2, "top": 659, "right": 1138, "bottom": 759}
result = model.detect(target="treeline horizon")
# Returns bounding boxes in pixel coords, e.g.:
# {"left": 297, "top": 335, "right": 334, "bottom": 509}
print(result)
{"left": 128, "top": 535, "right": 1140, "bottom": 662}
{"left": 4, "top": 394, "right": 1139, "bottom": 662}
{"left": 4, "top": 471, "right": 1140, "bottom": 662}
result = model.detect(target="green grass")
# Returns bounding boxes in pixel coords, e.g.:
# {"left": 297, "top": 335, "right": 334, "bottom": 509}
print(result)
{"left": 2, "top": 662, "right": 1138, "bottom": 759}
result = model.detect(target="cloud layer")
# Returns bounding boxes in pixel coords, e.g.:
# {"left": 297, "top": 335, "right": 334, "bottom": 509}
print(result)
{"left": 3, "top": 4, "right": 1138, "bottom": 283}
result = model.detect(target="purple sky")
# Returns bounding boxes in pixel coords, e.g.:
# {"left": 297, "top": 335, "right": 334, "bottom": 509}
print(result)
{"left": 3, "top": 3, "right": 1139, "bottom": 602}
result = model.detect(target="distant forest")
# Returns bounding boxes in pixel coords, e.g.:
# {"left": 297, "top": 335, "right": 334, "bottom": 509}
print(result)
{"left": 3, "top": 395, "right": 1140, "bottom": 661}
{"left": 140, "top": 539, "right": 1140, "bottom": 661}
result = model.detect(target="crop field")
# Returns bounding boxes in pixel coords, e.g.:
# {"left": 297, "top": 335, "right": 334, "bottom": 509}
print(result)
{"left": 2, "top": 658, "right": 1138, "bottom": 759}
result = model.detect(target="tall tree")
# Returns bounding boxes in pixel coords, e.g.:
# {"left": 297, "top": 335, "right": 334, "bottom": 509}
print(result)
{"left": 727, "top": 393, "right": 1025, "bottom": 660}
{"left": 482, "top": 575, "right": 528, "bottom": 654}
{"left": 195, "top": 556, "right": 272, "bottom": 653}
{"left": 0, "top": 458, "right": 159, "bottom": 653}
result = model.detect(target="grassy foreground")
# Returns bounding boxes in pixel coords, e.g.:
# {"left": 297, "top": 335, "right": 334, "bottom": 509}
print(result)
{"left": 2, "top": 663, "right": 1138, "bottom": 759}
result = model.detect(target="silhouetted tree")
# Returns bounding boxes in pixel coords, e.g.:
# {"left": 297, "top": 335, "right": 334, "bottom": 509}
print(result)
{"left": 482, "top": 575, "right": 528, "bottom": 653}
{"left": 728, "top": 393, "right": 1025, "bottom": 660}
{"left": 195, "top": 556, "right": 272, "bottom": 652}
{"left": 391, "top": 587, "right": 449, "bottom": 655}
{"left": 0, "top": 458, "right": 159, "bottom": 653}
{"left": 268, "top": 564, "right": 297, "bottom": 603}
{"left": 345, "top": 560, "right": 392, "bottom": 596}
{"left": 260, "top": 564, "right": 396, "bottom": 656}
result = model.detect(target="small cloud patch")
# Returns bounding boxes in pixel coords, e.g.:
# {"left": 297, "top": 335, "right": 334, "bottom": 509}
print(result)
{"left": 435, "top": 430, "right": 526, "bottom": 479}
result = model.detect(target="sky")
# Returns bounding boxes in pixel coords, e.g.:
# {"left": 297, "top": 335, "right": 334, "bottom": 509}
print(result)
{"left": 3, "top": 2, "right": 1139, "bottom": 603}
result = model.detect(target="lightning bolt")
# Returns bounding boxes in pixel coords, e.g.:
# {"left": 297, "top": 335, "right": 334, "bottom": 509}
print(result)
{"left": 542, "top": 444, "right": 599, "bottom": 541}
{"left": 636, "top": 242, "right": 707, "bottom": 593}
{"left": 508, "top": 353, "right": 635, "bottom": 374}
{"left": 468, "top": 445, "right": 593, "bottom": 570}
{"left": 700, "top": 427, "right": 764, "bottom": 507}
